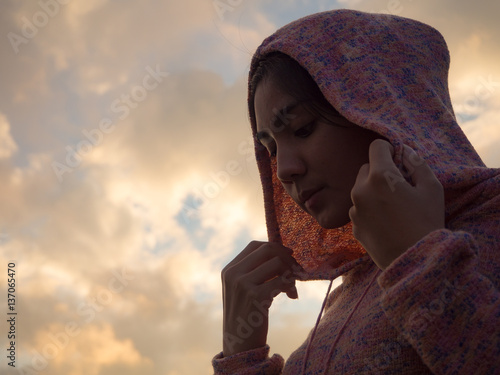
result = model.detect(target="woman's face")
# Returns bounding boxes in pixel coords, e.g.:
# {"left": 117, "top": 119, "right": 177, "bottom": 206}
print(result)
{"left": 254, "top": 78, "right": 381, "bottom": 229}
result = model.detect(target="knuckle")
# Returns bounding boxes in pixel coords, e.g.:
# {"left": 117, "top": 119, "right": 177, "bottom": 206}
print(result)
{"left": 351, "top": 184, "right": 370, "bottom": 207}
{"left": 245, "top": 289, "right": 259, "bottom": 301}
{"left": 233, "top": 274, "right": 250, "bottom": 292}
{"left": 221, "top": 266, "right": 229, "bottom": 280}
{"left": 271, "top": 254, "right": 284, "bottom": 266}
{"left": 408, "top": 152, "right": 425, "bottom": 167}
{"left": 430, "top": 177, "right": 444, "bottom": 192}
{"left": 270, "top": 288, "right": 281, "bottom": 298}
{"left": 350, "top": 185, "right": 364, "bottom": 204}
{"left": 348, "top": 206, "right": 357, "bottom": 221}
{"left": 269, "top": 256, "right": 289, "bottom": 275}
{"left": 231, "top": 273, "right": 267, "bottom": 300}
{"left": 280, "top": 267, "right": 294, "bottom": 282}
{"left": 371, "top": 169, "right": 391, "bottom": 185}
{"left": 221, "top": 264, "right": 237, "bottom": 283}
{"left": 350, "top": 182, "right": 361, "bottom": 197}
{"left": 248, "top": 240, "right": 264, "bottom": 248}
{"left": 266, "top": 244, "right": 293, "bottom": 261}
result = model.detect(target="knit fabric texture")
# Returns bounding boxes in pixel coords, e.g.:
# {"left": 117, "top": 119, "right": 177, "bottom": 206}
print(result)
{"left": 246, "top": 9, "right": 498, "bottom": 280}
{"left": 213, "top": 8, "right": 500, "bottom": 374}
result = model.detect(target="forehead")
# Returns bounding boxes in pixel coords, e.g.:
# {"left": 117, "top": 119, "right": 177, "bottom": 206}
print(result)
{"left": 254, "top": 79, "right": 298, "bottom": 132}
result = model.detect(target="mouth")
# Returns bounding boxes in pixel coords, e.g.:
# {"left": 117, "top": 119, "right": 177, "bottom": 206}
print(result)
{"left": 298, "top": 187, "right": 323, "bottom": 206}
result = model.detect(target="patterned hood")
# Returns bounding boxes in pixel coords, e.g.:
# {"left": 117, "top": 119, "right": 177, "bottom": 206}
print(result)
{"left": 247, "top": 9, "right": 499, "bottom": 280}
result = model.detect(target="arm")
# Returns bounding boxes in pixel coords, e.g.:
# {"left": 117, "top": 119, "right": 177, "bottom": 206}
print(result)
{"left": 213, "top": 241, "right": 301, "bottom": 374}
{"left": 212, "top": 346, "right": 284, "bottom": 375}
{"left": 378, "top": 228, "right": 500, "bottom": 374}
{"left": 349, "top": 139, "right": 500, "bottom": 373}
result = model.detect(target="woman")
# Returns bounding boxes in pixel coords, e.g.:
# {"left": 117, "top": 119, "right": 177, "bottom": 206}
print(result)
{"left": 213, "top": 9, "right": 500, "bottom": 374}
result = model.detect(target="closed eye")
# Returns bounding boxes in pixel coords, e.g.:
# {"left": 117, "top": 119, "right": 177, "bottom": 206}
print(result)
{"left": 257, "top": 122, "right": 316, "bottom": 158}
{"left": 294, "top": 122, "right": 316, "bottom": 138}
{"left": 268, "top": 143, "right": 277, "bottom": 158}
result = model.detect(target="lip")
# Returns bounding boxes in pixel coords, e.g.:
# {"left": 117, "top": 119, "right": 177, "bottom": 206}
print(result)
{"left": 298, "top": 187, "right": 323, "bottom": 205}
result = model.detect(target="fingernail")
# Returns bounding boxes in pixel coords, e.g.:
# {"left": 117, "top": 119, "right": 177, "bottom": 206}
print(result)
{"left": 403, "top": 144, "right": 414, "bottom": 153}
{"left": 404, "top": 144, "right": 424, "bottom": 165}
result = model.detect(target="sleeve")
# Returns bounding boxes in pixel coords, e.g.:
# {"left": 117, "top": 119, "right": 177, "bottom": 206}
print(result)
{"left": 378, "top": 228, "right": 500, "bottom": 375}
{"left": 212, "top": 345, "right": 284, "bottom": 375}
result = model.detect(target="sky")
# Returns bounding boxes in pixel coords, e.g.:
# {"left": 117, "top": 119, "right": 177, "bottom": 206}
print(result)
{"left": 0, "top": 0, "right": 499, "bottom": 374}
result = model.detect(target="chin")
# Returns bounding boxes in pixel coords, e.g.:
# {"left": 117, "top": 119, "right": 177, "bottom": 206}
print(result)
{"left": 314, "top": 211, "right": 350, "bottom": 229}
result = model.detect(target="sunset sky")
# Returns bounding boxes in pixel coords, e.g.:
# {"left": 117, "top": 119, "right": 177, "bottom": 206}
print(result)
{"left": 1, "top": 1, "right": 499, "bottom": 374}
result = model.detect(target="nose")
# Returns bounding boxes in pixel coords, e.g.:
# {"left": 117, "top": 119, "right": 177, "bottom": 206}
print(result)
{"left": 276, "top": 145, "right": 306, "bottom": 183}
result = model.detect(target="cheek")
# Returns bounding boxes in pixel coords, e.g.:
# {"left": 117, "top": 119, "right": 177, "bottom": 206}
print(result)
{"left": 314, "top": 145, "right": 347, "bottom": 174}
{"left": 323, "top": 127, "right": 374, "bottom": 168}
{"left": 316, "top": 144, "right": 366, "bottom": 190}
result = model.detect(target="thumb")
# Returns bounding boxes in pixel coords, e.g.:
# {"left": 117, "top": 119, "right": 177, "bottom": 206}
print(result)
{"left": 286, "top": 285, "right": 299, "bottom": 299}
{"left": 402, "top": 145, "right": 435, "bottom": 186}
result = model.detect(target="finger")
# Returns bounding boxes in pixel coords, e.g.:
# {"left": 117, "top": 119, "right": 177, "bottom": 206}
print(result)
{"left": 286, "top": 285, "right": 299, "bottom": 299}
{"left": 367, "top": 139, "right": 397, "bottom": 175}
{"left": 255, "top": 271, "right": 298, "bottom": 301}
{"left": 354, "top": 163, "right": 370, "bottom": 185}
{"left": 246, "top": 255, "right": 296, "bottom": 286}
{"left": 348, "top": 205, "right": 356, "bottom": 222}
{"left": 402, "top": 145, "right": 439, "bottom": 187}
{"left": 348, "top": 205, "right": 362, "bottom": 240}
{"left": 230, "top": 243, "right": 299, "bottom": 276}
{"left": 224, "top": 241, "right": 265, "bottom": 269}
{"left": 350, "top": 163, "right": 369, "bottom": 206}
{"left": 224, "top": 241, "right": 294, "bottom": 271}
{"left": 368, "top": 140, "right": 408, "bottom": 193}
{"left": 265, "top": 243, "right": 304, "bottom": 273}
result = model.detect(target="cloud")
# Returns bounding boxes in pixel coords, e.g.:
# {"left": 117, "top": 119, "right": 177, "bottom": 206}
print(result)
{"left": 323, "top": 0, "right": 500, "bottom": 167}
{"left": 1, "top": 1, "right": 499, "bottom": 374}
{"left": 0, "top": 5, "right": 272, "bottom": 370}
{"left": 0, "top": 113, "right": 18, "bottom": 159}
{"left": 459, "top": 109, "right": 500, "bottom": 168}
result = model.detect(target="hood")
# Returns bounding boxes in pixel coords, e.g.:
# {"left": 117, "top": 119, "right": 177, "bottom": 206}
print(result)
{"left": 247, "top": 9, "right": 499, "bottom": 280}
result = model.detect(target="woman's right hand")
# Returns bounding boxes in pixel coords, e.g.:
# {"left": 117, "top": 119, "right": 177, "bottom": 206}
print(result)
{"left": 221, "top": 241, "right": 302, "bottom": 357}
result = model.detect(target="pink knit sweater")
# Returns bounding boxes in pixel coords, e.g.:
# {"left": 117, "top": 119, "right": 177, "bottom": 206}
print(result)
{"left": 213, "top": 9, "right": 500, "bottom": 374}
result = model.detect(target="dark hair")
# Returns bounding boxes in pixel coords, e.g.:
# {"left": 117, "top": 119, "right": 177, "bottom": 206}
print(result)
{"left": 249, "top": 52, "right": 342, "bottom": 126}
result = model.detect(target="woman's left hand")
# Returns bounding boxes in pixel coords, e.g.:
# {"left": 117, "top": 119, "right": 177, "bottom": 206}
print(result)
{"left": 349, "top": 139, "right": 445, "bottom": 270}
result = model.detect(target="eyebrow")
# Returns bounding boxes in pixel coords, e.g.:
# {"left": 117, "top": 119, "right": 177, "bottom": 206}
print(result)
{"left": 256, "top": 102, "right": 301, "bottom": 142}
